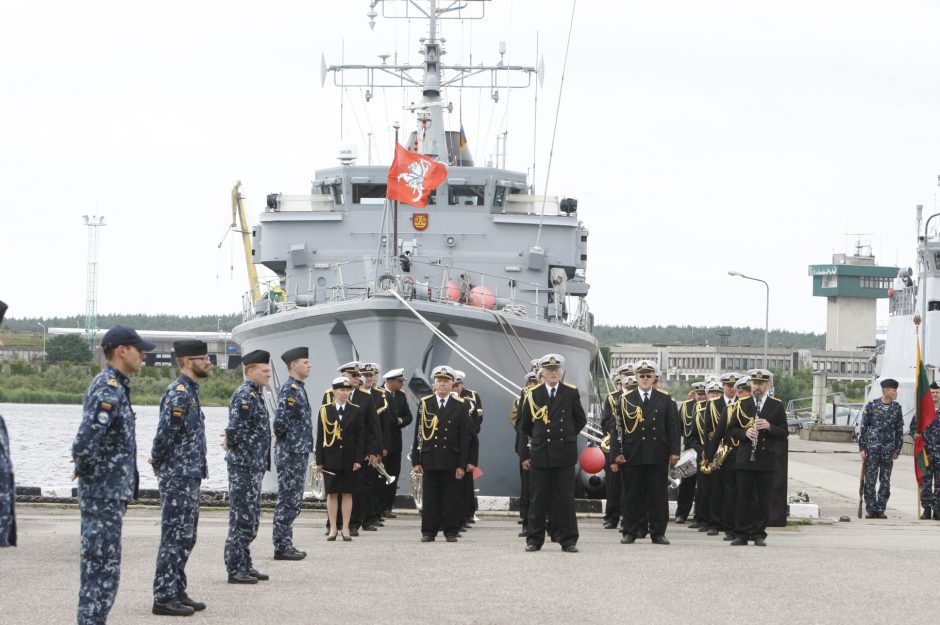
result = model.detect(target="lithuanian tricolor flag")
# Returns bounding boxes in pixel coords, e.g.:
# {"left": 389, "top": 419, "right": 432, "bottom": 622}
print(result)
{"left": 915, "top": 338, "right": 936, "bottom": 486}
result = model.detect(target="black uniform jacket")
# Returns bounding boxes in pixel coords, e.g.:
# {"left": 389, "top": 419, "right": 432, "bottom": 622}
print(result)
{"left": 704, "top": 398, "right": 736, "bottom": 463}
{"left": 323, "top": 387, "right": 380, "bottom": 455}
{"left": 608, "top": 388, "right": 681, "bottom": 466}
{"left": 728, "top": 395, "right": 788, "bottom": 471}
{"left": 314, "top": 402, "right": 366, "bottom": 473}
{"left": 678, "top": 398, "right": 699, "bottom": 453}
{"left": 518, "top": 383, "right": 588, "bottom": 469}
{"left": 461, "top": 388, "right": 484, "bottom": 466}
{"left": 382, "top": 387, "right": 414, "bottom": 454}
{"left": 411, "top": 393, "right": 471, "bottom": 471}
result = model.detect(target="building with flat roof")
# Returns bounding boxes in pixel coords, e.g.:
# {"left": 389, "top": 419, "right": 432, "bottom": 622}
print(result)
{"left": 47, "top": 328, "right": 241, "bottom": 369}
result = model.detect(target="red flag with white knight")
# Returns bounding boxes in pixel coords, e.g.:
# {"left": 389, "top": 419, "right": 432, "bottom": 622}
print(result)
{"left": 386, "top": 143, "right": 447, "bottom": 208}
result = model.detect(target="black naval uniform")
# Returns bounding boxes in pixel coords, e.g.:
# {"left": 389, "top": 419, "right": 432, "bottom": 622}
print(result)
{"left": 380, "top": 385, "right": 414, "bottom": 512}
{"left": 460, "top": 388, "right": 484, "bottom": 525}
{"left": 728, "top": 395, "right": 788, "bottom": 541}
{"left": 315, "top": 402, "right": 366, "bottom": 494}
{"left": 700, "top": 397, "right": 726, "bottom": 532}
{"left": 674, "top": 398, "right": 699, "bottom": 522}
{"left": 364, "top": 386, "right": 391, "bottom": 527}
{"left": 610, "top": 387, "right": 680, "bottom": 540}
{"left": 518, "top": 382, "right": 588, "bottom": 550}
{"left": 510, "top": 394, "right": 530, "bottom": 531}
{"left": 601, "top": 390, "right": 623, "bottom": 528}
{"left": 706, "top": 396, "right": 739, "bottom": 536}
{"left": 412, "top": 393, "right": 471, "bottom": 539}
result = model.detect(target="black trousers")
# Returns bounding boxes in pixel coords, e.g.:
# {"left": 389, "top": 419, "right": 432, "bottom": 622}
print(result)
{"left": 461, "top": 472, "right": 477, "bottom": 521}
{"left": 604, "top": 466, "right": 622, "bottom": 523}
{"left": 675, "top": 473, "right": 697, "bottom": 519}
{"left": 382, "top": 452, "right": 402, "bottom": 511}
{"left": 708, "top": 471, "right": 724, "bottom": 529}
{"left": 421, "top": 469, "right": 462, "bottom": 537}
{"left": 518, "top": 463, "right": 530, "bottom": 524}
{"left": 527, "top": 466, "right": 578, "bottom": 548}
{"left": 622, "top": 464, "right": 668, "bottom": 538}
{"left": 735, "top": 469, "right": 774, "bottom": 539}
{"left": 720, "top": 466, "right": 737, "bottom": 532}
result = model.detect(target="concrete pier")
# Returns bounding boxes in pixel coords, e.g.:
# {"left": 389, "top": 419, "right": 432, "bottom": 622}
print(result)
{"left": 2, "top": 438, "right": 937, "bottom": 625}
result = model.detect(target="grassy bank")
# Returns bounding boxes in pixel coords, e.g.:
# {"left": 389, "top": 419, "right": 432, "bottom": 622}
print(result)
{"left": 0, "top": 362, "right": 243, "bottom": 406}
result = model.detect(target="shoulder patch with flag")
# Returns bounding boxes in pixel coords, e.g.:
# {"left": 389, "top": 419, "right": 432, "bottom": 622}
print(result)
{"left": 386, "top": 143, "right": 447, "bottom": 208}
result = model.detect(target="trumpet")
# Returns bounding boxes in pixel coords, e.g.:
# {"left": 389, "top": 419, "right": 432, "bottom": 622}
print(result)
{"left": 370, "top": 458, "right": 397, "bottom": 485}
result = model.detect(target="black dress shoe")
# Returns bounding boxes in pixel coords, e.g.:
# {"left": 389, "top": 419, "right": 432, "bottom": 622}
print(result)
{"left": 385, "top": 511, "right": 398, "bottom": 519}
{"left": 920, "top": 507, "right": 933, "bottom": 520}
{"left": 274, "top": 547, "right": 306, "bottom": 560}
{"left": 349, "top": 528, "right": 360, "bottom": 537}
{"left": 326, "top": 534, "right": 337, "bottom": 542}
{"left": 603, "top": 521, "right": 617, "bottom": 529}
{"left": 445, "top": 535, "right": 458, "bottom": 543}
{"left": 651, "top": 535, "right": 670, "bottom": 545}
{"left": 248, "top": 569, "right": 269, "bottom": 581}
{"left": 688, "top": 521, "right": 702, "bottom": 529}
{"left": 674, "top": 516, "right": 687, "bottom": 524}
{"left": 525, "top": 543, "right": 541, "bottom": 552}
{"left": 342, "top": 534, "right": 352, "bottom": 542}
{"left": 620, "top": 534, "right": 637, "bottom": 544}
{"left": 697, "top": 526, "right": 708, "bottom": 532}
{"left": 706, "top": 528, "right": 719, "bottom": 536}
{"left": 753, "top": 537, "right": 767, "bottom": 546}
{"left": 227, "top": 571, "right": 258, "bottom": 584}
{"left": 421, "top": 535, "right": 435, "bottom": 542}
{"left": 730, "top": 537, "right": 748, "bottom": 546}
{"left": 362, "top": 524, "right": 378, "bottom": 531}
{"left": 152, "top": 599, "right": 195, "bottom": 616}
{"left": 561, "top": 545, "right": 579, "bottom": 553}
{"left": 177, "top": 593, "right": 206, "bottom": 612}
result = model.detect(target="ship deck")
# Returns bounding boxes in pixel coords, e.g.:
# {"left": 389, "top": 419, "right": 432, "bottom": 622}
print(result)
{"left": 6, "top": 438, "right": 936, "bottom": 625}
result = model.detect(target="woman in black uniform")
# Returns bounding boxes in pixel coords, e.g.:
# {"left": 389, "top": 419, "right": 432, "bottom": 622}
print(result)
{"left": 316, "top": 377, "right": 364, "bottom": 541}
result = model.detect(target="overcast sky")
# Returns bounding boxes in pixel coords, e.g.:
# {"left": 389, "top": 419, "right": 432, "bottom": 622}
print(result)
{"left": 2, "top": 0, "right": 939, "bottom": 333}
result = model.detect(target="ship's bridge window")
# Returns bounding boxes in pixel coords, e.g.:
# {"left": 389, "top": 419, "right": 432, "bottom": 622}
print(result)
{"left": 317, "top": 182, "right": 343, "bottom": 205}
{"left": 353, "top": 183, "right": 388, "bottom": 205}
{"left": 493, "top": 187, "right": 521, "bottom": 210}
{"left": 449, "top": 185, "right": 485, "bottom": 206}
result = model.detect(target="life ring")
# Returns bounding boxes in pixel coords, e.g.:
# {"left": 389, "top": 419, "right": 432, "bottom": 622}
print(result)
{"left": 376, "top": 273, "right": 399, "bottom": 291}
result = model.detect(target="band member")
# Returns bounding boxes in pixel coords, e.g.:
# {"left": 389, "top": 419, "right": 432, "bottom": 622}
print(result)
{"left": 701, "top": 380, "right": 727, "bottom": 536}
{"left": 706, "top": 376, "right": 751, "bottom": 541}
{"left": 859, "top": 377, "right": 904, "bottom": 519}
{"left": 322, "top": 361, "right": 379, "bottom": 536}
{"left": 380, "top": 368, "right": 414, "bottom": 516}
{"left": 511, "top": 372, "right": 539, "bottom": 537}
{"left": 223, "top": 350, "right": 272, "bottom": 584}
{"left": 610, "top": 359, "right": 680, "bottom": 545}
{"left": 412, "top": 366, "right": 471, "bottom": 542}
{"left": 150, "top": 340, "right": 210, "bottom": 616}
{"left": 359, "top": 362, "right": 389, "bottom": 531}
{"left": 272, "top": 347, "right": 313, "bottom": 561}
{"left": 675, "top": 382, "right": 705, "bottom": 524}
{"left": 454, "top": 370, "right": 483, "bottom": 529}
{"left": 316, "top": 377, "right": 365, "bottom": 541}
{"left": 601, "top": 373, "right": 623, "bottom": 530}
{"left": 728, "top": 369, "right": 788, "bottom": 546}
{"left": 73, "top": 326, "right": 154, "bottom": 625}
{"left": 519, "top": 354, "right": 587, "bottom": 553}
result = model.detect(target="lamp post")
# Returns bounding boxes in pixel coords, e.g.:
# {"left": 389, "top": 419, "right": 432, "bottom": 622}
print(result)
{"left": 728, "top": 271, "right": 769, "bottom": 369}
{"left": 36, "top": 322, "right": 46, "bottom": 361}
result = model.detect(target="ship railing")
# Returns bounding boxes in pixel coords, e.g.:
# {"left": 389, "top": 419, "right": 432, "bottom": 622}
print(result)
{"left": 241, "top": 258, "right": 587, "bottom": 329}
{"left": 889, "top": 285, "right": 916, "bottom": 316}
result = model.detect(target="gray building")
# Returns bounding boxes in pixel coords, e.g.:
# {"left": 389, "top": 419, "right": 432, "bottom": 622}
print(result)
{"left": 47, "top": 328, "right": 240, "bottom": 368}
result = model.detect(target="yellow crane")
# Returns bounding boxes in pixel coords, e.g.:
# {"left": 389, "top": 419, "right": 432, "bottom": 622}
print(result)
{"left": 229, "top": 181, "right": 261, "bottom": 304}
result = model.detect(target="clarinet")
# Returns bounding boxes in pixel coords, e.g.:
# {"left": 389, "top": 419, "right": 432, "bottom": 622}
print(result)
{"left": 749, "top": 399, "right": 759, "bottom": 462}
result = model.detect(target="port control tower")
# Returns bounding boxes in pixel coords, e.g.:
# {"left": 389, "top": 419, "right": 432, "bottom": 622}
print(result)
{"left": 808, "top": 244, "right": 898, "bottom": 351}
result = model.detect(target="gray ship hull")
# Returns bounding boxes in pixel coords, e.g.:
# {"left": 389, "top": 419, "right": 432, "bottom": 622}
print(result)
{"left": 233, "top": 293, "right": 598, "bottom": 496}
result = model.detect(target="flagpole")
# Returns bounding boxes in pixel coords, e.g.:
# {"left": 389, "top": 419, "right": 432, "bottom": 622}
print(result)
{"left": 393, "top": 122, "right": 400, "bottom": 264}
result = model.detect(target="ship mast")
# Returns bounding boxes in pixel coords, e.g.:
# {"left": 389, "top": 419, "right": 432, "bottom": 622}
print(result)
{"left": 321, "top": 0, "right": 543, "bottom": 164}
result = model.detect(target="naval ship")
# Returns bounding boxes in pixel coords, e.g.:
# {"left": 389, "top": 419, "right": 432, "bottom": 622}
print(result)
{"left": 231, "top": 0, "right": 599, "bottom": 497}
{"left": 870, "top": 203, "right": 940, "bottom": 415}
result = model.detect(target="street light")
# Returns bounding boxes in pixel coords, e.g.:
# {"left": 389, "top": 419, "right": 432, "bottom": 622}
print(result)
{"left": 728, "top": 271, "right": 769, "bottom": 369}
{"left": 36, "top": 322, "right": 46, "bottom": 361}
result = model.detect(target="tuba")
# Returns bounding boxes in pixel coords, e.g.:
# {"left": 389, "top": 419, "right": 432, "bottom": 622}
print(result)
{"left": 410, "top": 468, "right": 423, "bottom": 512}
{"left": 309, "top": 464, "right": 326, "bottom": 500}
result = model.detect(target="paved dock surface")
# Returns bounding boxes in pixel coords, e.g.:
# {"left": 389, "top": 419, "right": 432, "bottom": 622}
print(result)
{"left": 3, "top": 439, "right": 938, "bottom": 625}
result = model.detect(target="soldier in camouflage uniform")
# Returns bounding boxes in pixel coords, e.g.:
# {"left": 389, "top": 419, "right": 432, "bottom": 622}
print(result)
{"left": 272, "top": 346, "right": 313, "bottom": 560}
{"left": 911, "top": 382, "right": 940, "bottom": 520}
{"left": 0, "top": 299, "right": 15, "bottom": 549}
{"left": 859, "top": 378, "right": 904, "bottom": 519}
{"left": 223, "top": 349, "right": 272, "bottom": 584}
{"left": 150, "top": 340, "right": 210, "bottom": 616}
{"left": 72, "top": 325, "right": 154, "bottom": 625}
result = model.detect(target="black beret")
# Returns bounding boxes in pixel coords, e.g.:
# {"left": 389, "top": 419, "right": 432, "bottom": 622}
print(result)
{"left": 242, "top": 349, "right": 270, "bottom": 366}
{"left": 174, "top": 340, "right": 208, "bottom": 358}
{"left": 931, "top": 382, "right": 940, "bottom": 390}
{"left": 880, "top": 378, "right": 899, "bottom": 389}
{"left": 281, "top": 346, "right": 309, "bottom": 364}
